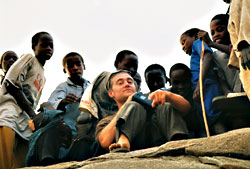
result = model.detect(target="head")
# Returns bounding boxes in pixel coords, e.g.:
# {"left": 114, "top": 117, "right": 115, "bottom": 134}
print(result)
{"left": 63, "top": 52, "right": 85, "bottom": 80}
{"left": 180, "top": 28, "right": 200, "bottom": 55}
{"left": 144, "top": 64, "right": 169, "bottom": 92}
{"left": 133, "top": 72, "right": 142, "bottom": 90}
{"left": 114, "top": 50, "right": 138, "bottom": 76}
{"left": 32, "top": 32, "right": 54, "bottom": 65}
{"left": 223, "top": 0, "right": 230, "bottom": 4}
{"left": 169, "top": 63, "right": 192, "bottom": 97}
{"left": 210, "top": 14, "right": 230, "bottom": 45}
{"left": 0, "top": 51, "right": 18, "bottom": 73}
{"left": 108, "top": 70, "right": 136, "bottom": 108}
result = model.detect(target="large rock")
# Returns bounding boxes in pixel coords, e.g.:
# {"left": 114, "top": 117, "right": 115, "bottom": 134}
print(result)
{"left": 23, "top": 128, "right": 250, "bottom": 169}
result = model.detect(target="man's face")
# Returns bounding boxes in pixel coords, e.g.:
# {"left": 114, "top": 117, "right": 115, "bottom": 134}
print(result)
{"left": 108, "top": 72, "right": 136, "bottom": 104}
{"left": 145, "top": 69, "right": 166, "bottom": 92}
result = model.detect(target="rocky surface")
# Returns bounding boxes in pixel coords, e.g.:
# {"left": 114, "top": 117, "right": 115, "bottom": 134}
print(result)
{"left": 24, "top": 128, "right": 250, "bottom": 169}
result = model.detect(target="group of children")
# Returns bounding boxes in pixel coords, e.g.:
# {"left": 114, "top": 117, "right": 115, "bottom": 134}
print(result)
{"left": 0, "top": 2, "right": 249, "bottom": 167}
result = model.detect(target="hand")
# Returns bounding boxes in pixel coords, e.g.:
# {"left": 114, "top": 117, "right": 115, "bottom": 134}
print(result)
{"left": 193, "top": 83, "right": 201, "bottom": 103}
{"left": 37, "top": 102, "right": 55, "bottom": 112}
{"left": 198, "top": 30, "right": 213, "bottom": 47}
{"left": 240, "top": 46, "right": 250, "bottom": 69}
{"left": 148, "top": 90, "right": 170, "bottom": 108}
{"left": 61, "top": 93, "right": 78, "bottom": 105}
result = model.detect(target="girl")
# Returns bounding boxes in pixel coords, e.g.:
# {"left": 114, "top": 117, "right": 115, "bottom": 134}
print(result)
{"left": 0, "top": 32, "right": 54, "bottom": 168}
{"left": 0, "top": 51, "right": 18, "bottom": 85}
{"left": 180, "top": 28, "right": 223, "bottom": 134}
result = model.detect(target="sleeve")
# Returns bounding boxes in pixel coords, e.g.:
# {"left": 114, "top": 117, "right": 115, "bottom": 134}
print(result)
{"left": 95, "top": 115, "right": 114, "bottom": 141}
{"left": 192, "top": 39, "right": 213, "bottom": 57}
{"left": 4, "top": 54, "right": 34, "bottom": 89}
{"left": 48, "top": 82, "right": 67, "bottom": 109}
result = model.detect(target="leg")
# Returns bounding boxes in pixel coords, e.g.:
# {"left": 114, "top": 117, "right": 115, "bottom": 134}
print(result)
{"left": 155, "top": 103, "right": 188, "bottom": 142}
{"left": 115, "top": 101, "right": 149, "bottom": 150}
{"left": 0, "top": 126, "right": 16, "bottom": 169}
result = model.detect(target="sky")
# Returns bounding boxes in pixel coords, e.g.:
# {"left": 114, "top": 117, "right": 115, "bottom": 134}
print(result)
{"left": 0, "top": 0, "right": 229, "bottom": 105}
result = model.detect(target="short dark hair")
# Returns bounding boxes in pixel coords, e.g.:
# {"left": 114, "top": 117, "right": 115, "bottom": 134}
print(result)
{"left": 107, "top": 70, "right": 132, "bottom": 90}
{"left": 62, "top": 52, "right": 85, "bottom": 73}
{"left": 114, "top": 50, "right": 137, "bottom": 68}
{"left": 169, "top": 63, "right": 191, "bottom": 79}
{"left": 181, "top": 28, "right": 200, "bottom": 39}
{"left": 144, "top": 63, "right": 167, "bottom": 79}
{"left": 31, "top": 32, "right": 51, "bottom": 50}
{"left": 211, "top": 14, "right": 229, "bottom": 26}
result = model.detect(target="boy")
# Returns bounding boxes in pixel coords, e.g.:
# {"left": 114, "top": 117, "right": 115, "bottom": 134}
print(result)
{"left": 144, "top": 64, "right": 169, "bottom": 92}
{"left": 0, "top": 32, "right": 53, "bottom": 168}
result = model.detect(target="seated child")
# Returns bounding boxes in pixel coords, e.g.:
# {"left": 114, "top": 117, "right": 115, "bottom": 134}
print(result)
{"left": 169, "top": 63, "right": 201, "bottom": 138}
{"left": 26, "top": 52, "right": 90, "bottom": 166}
{"left": 180, "top": 28, "right": 223, "bottom": 135}
{"left": 144, "top": 63, "right": 169, "bottom": 92}
{"left": 0, "top": 32, "right": 54, "bottom": 169}
{"left": 0, "top": 50, "right": 18, "bottom": 85}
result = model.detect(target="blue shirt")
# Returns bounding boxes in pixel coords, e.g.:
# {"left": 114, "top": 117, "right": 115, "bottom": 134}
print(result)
{"left": 48, "top": 78, "right": 90, "bottom": 135}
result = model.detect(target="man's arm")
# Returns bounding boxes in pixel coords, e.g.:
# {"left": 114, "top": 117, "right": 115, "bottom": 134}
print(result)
{"left": 148, "top": 90, "right": 191, "bottom": 117}
{"left": 97, "top": 113, "right": 119, "bottom": 149}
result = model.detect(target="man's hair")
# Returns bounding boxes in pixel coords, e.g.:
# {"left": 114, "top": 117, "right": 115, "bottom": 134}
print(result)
{"left": 144, "top": 63, "right": 167, "bottom": 79}
{"left": 107, "top": 70, "right": 132, "bottom": 90}
{"left": 31, "top": 31, "right": 51, "bottom": 50}
{"left": 211, "top": 14, "right": 229, "bottom": 26}
{"left": 169, "top": 63, "right": 192, "bottom": 79}
{"left": 181, "top": 28, "right": 200, "bottom": 39}
{"left": 114, "top": 50, "right": 137, "bottom": 68}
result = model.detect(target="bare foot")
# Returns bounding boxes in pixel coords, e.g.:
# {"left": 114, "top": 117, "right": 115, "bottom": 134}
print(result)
{"left": 109, "top": 134, "right": 130, "bottom": 151}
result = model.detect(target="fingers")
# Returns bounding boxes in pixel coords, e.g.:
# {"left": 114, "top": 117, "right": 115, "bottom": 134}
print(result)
{"left": 65, "top": 93, "right": 78, "bottom": 104}
{"left": 148, "top": 90, "right": 167, "bottom": 107}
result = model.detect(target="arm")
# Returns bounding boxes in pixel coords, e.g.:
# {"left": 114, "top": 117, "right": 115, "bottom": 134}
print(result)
{"left": 193, "top": 50, "right": 213, "bottom": 102}
{"left": 198, "top": 30, "right": 231, "bottom": 54}
{"left": 6, "top": 80, "right": 36, "bottom": 118}
{"left": 97, "top": 95, "right": 133, "bottom": 149}
{"left": 97, "top": 113, "right": 119, "bottom": 149}
{"left": 148, "top": 90, "right": 191, "bottom": 117}
{"left": 57, "top": 93, "right": 78, "bottom": 111}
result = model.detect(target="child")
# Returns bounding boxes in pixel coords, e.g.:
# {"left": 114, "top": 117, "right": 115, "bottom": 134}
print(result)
{"left": 0, "top": 31, "right": 53, "bottom": 168}
{"left": 169, "top": 63, "right": 200, "bottom": 138}
{"left": 144, "top": 63, "right": 169, "bottom": 92}
{"left": 26, "top": 52, "right": 90, "bottom": 166}
{"left": 180, "top": 28, "right": 223, "bottom": 133}
{"left": 198, "top": 14, "right": 242, "bottom": 95}
{"left": 0, "top": 51, "right": 18, "bottom": 85}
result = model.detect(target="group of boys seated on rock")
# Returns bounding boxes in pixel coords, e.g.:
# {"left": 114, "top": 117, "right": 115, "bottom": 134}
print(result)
{"left": 1, "top": 1, "right": 250, "bottom": 167}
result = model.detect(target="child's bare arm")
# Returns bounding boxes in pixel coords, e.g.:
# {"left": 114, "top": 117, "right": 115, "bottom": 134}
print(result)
{"left": 6, "top": 81, "right": 36, "bottom": 118}
{"left": 198, "top": 30, "right": 231, "bottom": 54}
{"left": 193, "top": 51, "right": 213, "bottom": 102}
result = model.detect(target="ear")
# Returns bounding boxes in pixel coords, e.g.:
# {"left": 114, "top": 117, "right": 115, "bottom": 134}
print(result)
{"left": 108, "top": 89, "right": 114, "bottom": 99}
{"left": 63, "top": 68, "right": 66, "bottom": 73}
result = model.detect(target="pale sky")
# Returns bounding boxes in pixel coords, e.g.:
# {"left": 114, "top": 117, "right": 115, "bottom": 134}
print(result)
{"left": 0, "top": 0, "right": 229, "bottom": 105}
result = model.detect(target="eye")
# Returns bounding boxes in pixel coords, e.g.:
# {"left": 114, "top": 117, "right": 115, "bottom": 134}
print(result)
{"left": 211, "top": 30, "right": 215, "bottom": 36}
{"left": 216, "top": 26, "right": 225, "bottom": 32}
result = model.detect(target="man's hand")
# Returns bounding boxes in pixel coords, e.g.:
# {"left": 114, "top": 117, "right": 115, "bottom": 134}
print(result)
{"left": 198, "top": 30, "right": 213, "bottom": 47}
{"left": 240, "top": 46, "right": 250, "bottom": 69}
{"left": 148, "top": 90, "right": 170, "bottom": 108}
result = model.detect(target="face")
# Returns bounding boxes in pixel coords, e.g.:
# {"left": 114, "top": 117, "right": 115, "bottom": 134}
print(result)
{"left": 146, "top": 69, "right": 166, "bottom": 92}
{"left": 180, "top": 34, "right": 195, "bottom": 55}
{"left": 65, "top": 55, "right": 84, "bottom": 80}
{"left": 34, "top": 34, "right": 54, "bottom": 62}
{"left": 210, "top": 19, "right": 230, "bottom": 45}
{"left": 1, "top": 51, "right": 18, "bottom": 73}
{"left": 117, "top": 54, "right": 138, "bottom": 74}
{"left": 108, "top": 72, "right": 136, "bottom": 104}
{"left": 170, "top": 69, "right": 191, "bottom": 97}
